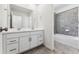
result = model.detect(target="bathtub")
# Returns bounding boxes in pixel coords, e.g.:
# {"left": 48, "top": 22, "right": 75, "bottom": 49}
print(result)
{"left": 54, "top": 34, "right": 79, "bottom": 49}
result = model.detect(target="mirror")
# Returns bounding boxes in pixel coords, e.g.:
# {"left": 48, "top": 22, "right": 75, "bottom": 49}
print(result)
{"left": 12, "top": 13, "right": 22, "bottom": 29}
{"left": 10, "top": 11, "right": 32, "bottom": 30}
{"left": 10, "top": 4, "right": 33, "bottom": 30}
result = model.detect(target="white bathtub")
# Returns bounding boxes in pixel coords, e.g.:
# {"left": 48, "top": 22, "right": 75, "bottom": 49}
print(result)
{"left": 54, "top": 34, "right": 79, "bottom": 49}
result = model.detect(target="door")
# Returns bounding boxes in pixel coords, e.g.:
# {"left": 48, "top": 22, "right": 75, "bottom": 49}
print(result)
{"left": 20, "top": 36, "right": 30, "bottom": 52}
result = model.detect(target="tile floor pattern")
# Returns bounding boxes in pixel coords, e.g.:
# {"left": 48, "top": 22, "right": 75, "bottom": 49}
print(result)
{"left": 22, "top": 45, "right": 56, "bottom": 54}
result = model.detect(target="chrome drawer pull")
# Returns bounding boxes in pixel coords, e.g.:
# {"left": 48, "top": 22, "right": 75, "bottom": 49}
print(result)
{"left": 9, "top": 48, "right": 16, "bottom": 51}
{"left": 10, "top": 40, "right": 16, "bottom": 42}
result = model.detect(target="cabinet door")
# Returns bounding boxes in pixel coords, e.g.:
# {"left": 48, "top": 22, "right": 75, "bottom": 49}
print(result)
{"left": 20, "top": 36, "right": 30, "bottom": 52}
{"left": 38, "top": 34, "right": 43, "bottom": 45}
{"left": 30, "top": 35, "right": 39, "bottom": 48}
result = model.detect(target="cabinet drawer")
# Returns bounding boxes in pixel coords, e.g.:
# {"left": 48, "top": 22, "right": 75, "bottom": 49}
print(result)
{"left": 6, "top": 33, "right": 20, "bottom": 38}
{"left": 31, "top": 31, "right": 43, "bottom": 35}
{"left": 7, "top": 38, "right": 18, "bottom": 45}
{"left": 7, "top": 44, "right": 18, "bottom": 54}
{"left": 6, "top": 32, "right": 30, "bottom": 38}
{"left": 20, "top": 32, "right": 30, "bottom": 37}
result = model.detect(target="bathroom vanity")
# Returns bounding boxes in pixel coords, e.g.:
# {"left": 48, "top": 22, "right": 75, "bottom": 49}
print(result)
{"left": 0, "top": 4, "right": 45, "bottom": 54}
{"left": 0, "top": 29, "right": 44, "bottom": 54}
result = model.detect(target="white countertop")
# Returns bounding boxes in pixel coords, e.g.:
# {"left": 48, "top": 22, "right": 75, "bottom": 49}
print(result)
{"left": 0, "top": 28, "right": 44, "bottom": 34}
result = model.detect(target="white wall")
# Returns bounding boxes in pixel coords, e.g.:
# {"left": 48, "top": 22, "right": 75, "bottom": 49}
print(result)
{"left": 0, "top": 4, "right": 9, "bottom": 27}
{"left": 38, "top": 4, "right": 54, "bottom": 50}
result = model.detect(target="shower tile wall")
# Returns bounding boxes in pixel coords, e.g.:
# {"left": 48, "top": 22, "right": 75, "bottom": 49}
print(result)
{"left": 55, "top": 7, "right": 78, "bottom": 36}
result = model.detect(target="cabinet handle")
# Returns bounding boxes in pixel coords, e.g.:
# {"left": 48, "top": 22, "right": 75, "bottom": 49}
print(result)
{"left": 10, "top": 40, "right": 16, "bottom": 42}
{"left": 29, "top": 37, "right": 32, "bottom": 42}
{"left": 9, "top": 48, "right": 16, "bottom": 52}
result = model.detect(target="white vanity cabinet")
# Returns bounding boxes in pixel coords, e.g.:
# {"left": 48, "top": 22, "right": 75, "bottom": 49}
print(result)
{"left": 1, "top": 30, "right": 44, "bottom": 54}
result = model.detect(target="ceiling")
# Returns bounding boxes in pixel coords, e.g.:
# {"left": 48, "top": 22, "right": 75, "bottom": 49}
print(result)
{"left": 54, "top": 4, "right": 70, "bottom": 10}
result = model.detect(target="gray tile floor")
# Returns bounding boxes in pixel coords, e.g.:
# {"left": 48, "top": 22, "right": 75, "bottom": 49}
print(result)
{"left": 21, "top": 43, "right": 79, "bottom": 54}
{"left": 22, "top": 45, "right": 56, "bottom": 54}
